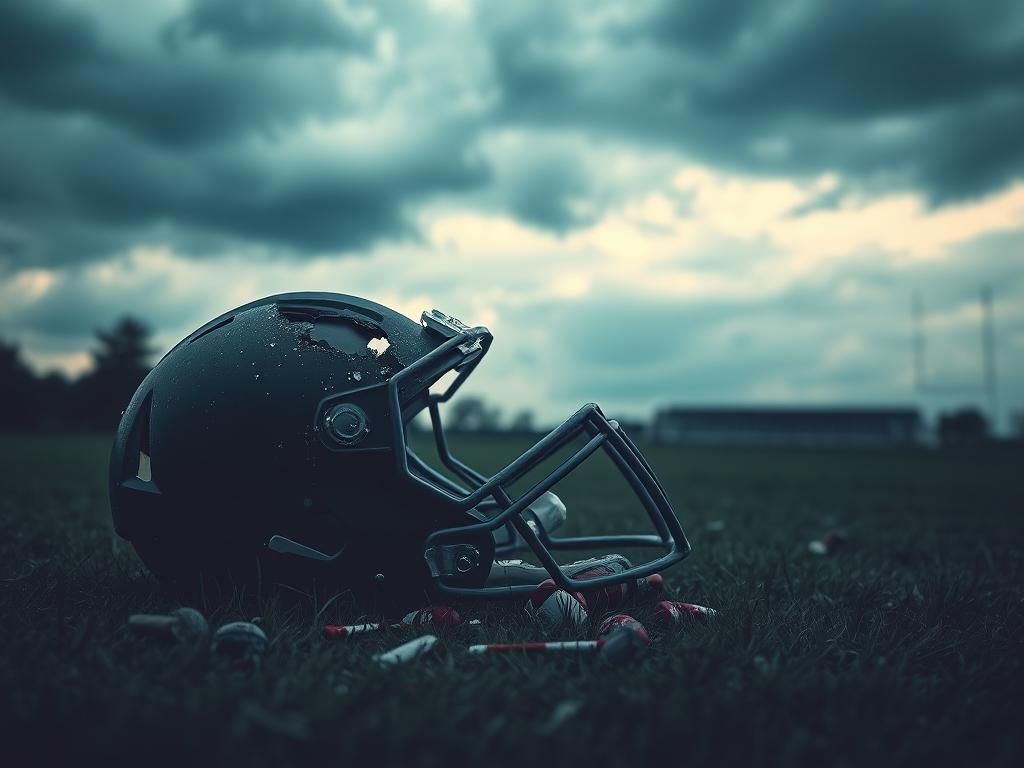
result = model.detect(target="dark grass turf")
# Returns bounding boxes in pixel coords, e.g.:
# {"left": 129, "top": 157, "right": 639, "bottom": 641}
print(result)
{"left": 1, "top": 434, "right": 1022, "bottom": 767}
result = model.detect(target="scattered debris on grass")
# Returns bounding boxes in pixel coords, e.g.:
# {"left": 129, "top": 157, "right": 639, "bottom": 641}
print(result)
{"left": 468, "top": 613, "right": 649, "bottom": 666}
{"left": 524, "top": 580, "right": 588, "bottom": 632}
{"left": 127, "top": 607, "right": 209, "bottom": 644}
{"left": 808, "top": 531, "right": 848, "bottom": 556}
{"left": 652, "top": 600, "right": 717, "bottom": 629}
{"left": 323, "top": 605, "right": 461, "bottom": 639}
{"left": 373, "top": 635, "right": 438, "bottom": 666}
{"left": 211, "top": 621, "right": 268, "bottom": 660}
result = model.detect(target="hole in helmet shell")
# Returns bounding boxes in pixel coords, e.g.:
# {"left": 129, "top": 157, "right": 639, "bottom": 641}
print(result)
{"left": 136, "top": 451, "right": 152, "bottom": 482}
{"left": 306, "top": 317, "right": 390, "bottom": 358}
{"left": 366, "top": 336, "right": 390, "bottom": 357}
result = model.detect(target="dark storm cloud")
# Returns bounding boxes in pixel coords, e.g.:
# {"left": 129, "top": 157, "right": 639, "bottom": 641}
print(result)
{"left": 484, "top": 0, "right": 1024, "bottom": 203}
{"left": 0, "top": 0, "right": 98, "bottom": 77}
{"left": 505, "top": 154, "right": 591, "bottom": 231}
{"left": 2, "top": 0, "right": 1024, "bottom": 272}
{"left": 0, "top": 106, "right": 487, "bottom": 265}
{"left": 0, "top": 0, "right": 361, "bottom": 148}
{"left": 172, "top": 0, "right": 372, "bottom": 52}
{"left": 650, "top": 1, "right": 1024, "bottom": 116}
{"left": 0, "top": 1, "right": 490, "bottom": 267}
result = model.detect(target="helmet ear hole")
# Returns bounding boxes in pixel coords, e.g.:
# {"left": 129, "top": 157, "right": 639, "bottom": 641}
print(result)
{"left": 120, "top": 392, "right": 157, "bottom": 488}
{"left": 136, "top": 451, "right": 152, "bottom": 483}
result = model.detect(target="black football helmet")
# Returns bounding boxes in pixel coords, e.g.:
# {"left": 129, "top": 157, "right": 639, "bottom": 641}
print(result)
{"left": 110, "top": 293, "right": 690, "bottom": 603}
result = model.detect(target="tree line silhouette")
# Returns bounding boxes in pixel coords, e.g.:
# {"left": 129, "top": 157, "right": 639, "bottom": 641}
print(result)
{"left": 1, "top": 317, "right": 153, "bottom": 432}
{"left": 1, "top": 317, "right": 1013, "bottom": 442}
{"left": 0, "top": 317, "right": 535, "bottom": 435}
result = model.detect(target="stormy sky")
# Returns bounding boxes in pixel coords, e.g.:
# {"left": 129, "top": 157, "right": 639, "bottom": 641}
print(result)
{"left": 2, "top": 0, "right": 1022, "bottom": 430}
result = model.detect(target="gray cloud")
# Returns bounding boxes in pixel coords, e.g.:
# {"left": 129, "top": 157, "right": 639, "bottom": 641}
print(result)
{"left": 468, "top": 229, "right": 1024, "bottom": 422}
{"left": 0, "top": 0, "right": 491, "bottom": 267}
{"left": 503, "top": 148, "right": 593, "bottom": 231}
{"left": 172, "top": 0, "right": 373, "bottom": 52}
{"left": 657, "top": 2, "right": 1024, "bottom": 117}
{"left": 0, "top": 2, "right": 363, "bottom": 149}
{"left": 474, "top": 132, "right": 678, "bottom": 232}
{"left": 484, "top": 0, "right": 1024, "bottom": 203}
{"left": 0, "top": 0, "right": 1022, "bottom": 282}
{"left": 0, "top": 106, "right": 487, "bottom": 266}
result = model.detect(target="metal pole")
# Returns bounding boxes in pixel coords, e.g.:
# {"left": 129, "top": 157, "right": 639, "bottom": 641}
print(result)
{"left": 981, "top": 286, "right": 998, "bottom": 431}
{"left": 912, "top": 293, "right": 925, "bottom": 392}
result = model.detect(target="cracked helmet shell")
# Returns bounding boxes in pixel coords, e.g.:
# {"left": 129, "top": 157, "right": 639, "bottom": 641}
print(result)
{"left": 109, "top": 293, "right": 487, "bottom": 597}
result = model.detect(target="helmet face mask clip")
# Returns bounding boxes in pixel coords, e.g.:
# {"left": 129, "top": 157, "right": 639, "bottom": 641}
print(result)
{"left": 109, "top": 293, "right": 690, "bottom": 603}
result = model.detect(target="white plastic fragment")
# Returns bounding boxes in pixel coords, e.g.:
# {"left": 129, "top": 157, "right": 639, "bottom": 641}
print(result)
{"left": 127, "top": 607, "right": 209, "bottom": 644}
{"left": 808, "top": 531, "right": 848, "bottom": 556}
{"left": 373, "top": 634, "right": 438, "bottom": 666}
{"left": 524, "top": 580, "right": 588, "bottom": 632}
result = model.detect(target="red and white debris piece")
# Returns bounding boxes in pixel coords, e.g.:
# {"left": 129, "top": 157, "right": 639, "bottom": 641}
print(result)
{"left": 524, "top": 580, "right": 588, "bottom": 632}
{"left": 599, "top": 620, "right": 650, "bottom": 664}
{"left": 808, "top": 531, "right": 847, "bottom": 556}
{"left": 323, "top": 605, "right": 461, "bottom": 639}
{"left": 652, "top": 600, "right": 717, "bottom": 628}
{"left": 596, "top": 614, "right": 650, "bottom": 645}
{"left": 468, "top": 640, "right": 601, "bottom": 654}
{"left": 400, "top": 605, "right": 461, "bottom": 628}
{"left": 373, "top": 634, "right": 438, "bottom": 666}
{"left": 469, "top": 616, "right": 649, "bottom": 665}
{"left": 581, "top": 573, "right": 664, "bottom": 612}
{"left": 323, "top": 622, "right": 380, "bottom": 639}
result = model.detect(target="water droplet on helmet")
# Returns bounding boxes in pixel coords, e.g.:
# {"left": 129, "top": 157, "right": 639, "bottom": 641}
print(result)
{"left": 254, "top": 373, "right": 260, "bottom": 380}
{"left": 269, "top": 342, "right": 276, "bottom": 348}
{"left": 353, "top": 371, "right": 362, "bottom": 382}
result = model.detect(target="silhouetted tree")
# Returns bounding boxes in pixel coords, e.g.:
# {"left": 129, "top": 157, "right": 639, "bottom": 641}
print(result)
{"left": 36, "top": 372, "right": 73, "bottom": 430}
{"left": 73, "top": 317, "right": 154, "bottom": 431}
{"left": 0, "top": 339, "right": 42, "bottom": 430}
{"left": 509, "top": 410, "right": 535, "bottom": 434}
{"left": 938, "top": 408, "right": 989, "bottom": 447}
{"left": 447, "top": 396, "right": 502, "bottom": 433}
{"left": 1012, "top": 411, "right": 1024, "bottom": 443}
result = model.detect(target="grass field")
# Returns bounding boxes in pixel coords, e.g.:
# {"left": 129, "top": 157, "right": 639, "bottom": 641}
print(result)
{"left": 1, "top": 433, "right": 1022, "bottom": 767}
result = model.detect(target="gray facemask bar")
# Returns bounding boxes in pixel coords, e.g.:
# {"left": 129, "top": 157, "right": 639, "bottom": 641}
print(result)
{"left": 404, "top": 452, "right": 565, "bottom": 555}
{"left": 487, "top": 492, "right": 567, "bottom": 554}
{"left": 389, "top": 321, "right": 691, "bottom": 598}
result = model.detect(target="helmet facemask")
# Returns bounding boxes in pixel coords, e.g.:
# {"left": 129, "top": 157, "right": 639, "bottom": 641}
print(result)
{"left": 392, "top": 310, "right": 692, "bottom": 598}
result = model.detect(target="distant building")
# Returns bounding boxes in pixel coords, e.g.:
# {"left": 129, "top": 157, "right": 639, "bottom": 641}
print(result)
{"left": 650, "top": 406, "right": 924, "bottom": 447}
